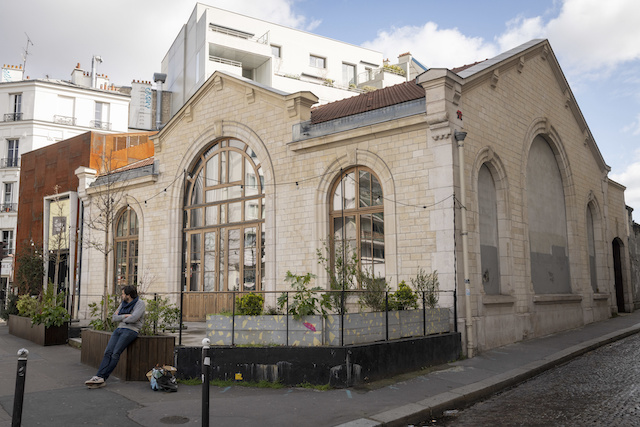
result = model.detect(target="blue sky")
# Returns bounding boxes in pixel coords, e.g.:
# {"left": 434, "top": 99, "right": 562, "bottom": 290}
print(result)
{"left": 2, "top": 0, "right": 640, "bottom": 214}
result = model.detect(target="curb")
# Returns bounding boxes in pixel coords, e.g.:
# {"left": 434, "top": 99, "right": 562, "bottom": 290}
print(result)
{"left": 338, "top": 323, "right": 640, "bottom": 427}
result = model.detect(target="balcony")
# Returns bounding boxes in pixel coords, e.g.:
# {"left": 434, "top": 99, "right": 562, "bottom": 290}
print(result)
{"left": 53, "top": 115, "right": 77, "bottom": 126}
{"left": 91, "top": 120, "right": 112, "bottom": 131}
{"left": 0, "top": 157, "right": 20, "bottom": 168}
{"left": 1, "top": 203, "right": 17, "bottom": 213}
{"left": 3, "top": 112, "right": 23, "bottom": 122}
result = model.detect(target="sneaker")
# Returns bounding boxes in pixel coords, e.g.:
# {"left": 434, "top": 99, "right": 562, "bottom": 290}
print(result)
{"left": 85, "top": 376, "right": 104, "bottom": 385}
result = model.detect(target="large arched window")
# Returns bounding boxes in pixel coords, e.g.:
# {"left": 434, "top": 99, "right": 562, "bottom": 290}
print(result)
{"left": 330, "top": 166, "right": 384, "bottom": 283}
{"left": 478, "top": 164, "right": 500, "bottom": 295}
{"left": 184, "top": 138, "right": 264, "bottom": 292}
{"left": 115, "top": 208, "right": 139, "bottom": 287}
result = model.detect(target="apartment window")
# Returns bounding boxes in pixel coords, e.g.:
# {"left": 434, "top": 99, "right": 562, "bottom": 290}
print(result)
{"left": 5, "top": 93, "right": 22, "bottom": 121}
{"left": 93, "top": 102, "right": 110, "bottom": 130}
{"left": 343, "top": 63, "right": 356, "bottom": 86}
{"left": 2, "top": 230, "right": 13, "bottom": 256}
{"left": 309, "top": 55, "right": 326, "bottom": 69}
{"left": 3, "top": 183, "right": 13, "bottom": 208}
{"left": 6, "top": 139, "right": 18, "bottom": 168}
{"left": 271, "top": 45, "right": 281, "bottom": 58}
{"left": 115, "top": 208, "right": 139, "bottom": 288}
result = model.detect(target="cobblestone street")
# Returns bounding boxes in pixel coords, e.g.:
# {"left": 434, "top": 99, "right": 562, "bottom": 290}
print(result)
{"left": 423, "top": 332, "right": 640, "bottom": 427}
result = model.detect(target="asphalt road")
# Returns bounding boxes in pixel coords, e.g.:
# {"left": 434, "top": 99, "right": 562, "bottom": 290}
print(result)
{"left": 424, "top": 332, "right": 640, "bottom": 427}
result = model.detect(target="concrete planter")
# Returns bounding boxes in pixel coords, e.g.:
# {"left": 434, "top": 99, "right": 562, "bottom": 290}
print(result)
{"left": 80, "top": 329, "right": 175, "bottom": 381}
{"left": 207, "top": 314, "right": 323, "bottom": 347}
{"left": 8, "top": 314, "right": 68, "bottom": 346}
{"left": 324, "top": 308, "right": 451, "bottom": 345}
{"left": 206, "top": 308, "right": 450, "bottom": 347}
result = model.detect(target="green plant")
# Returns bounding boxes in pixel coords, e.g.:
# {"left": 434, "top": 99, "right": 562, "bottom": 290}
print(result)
{"left": 31, "top": 284, "right": 70, "bottom": 328}
{"left": 277, "top": 271, "right": 332, "bottom": 320}
{"left": 140, "top": 295, "right": 181, "bottom": 335}
{"left": 323, "top": 78, "right": 334, "bottom": 87}
{"left": 411, "top": 269, "right": 439, "bottom": 309}
{"left": 0, "top": 293, "right": 18, "bottom": 320}
{"left": 382, "top": 64, "right": 406, "bottom": 76}
{"left": 14, "top": 245, "right": 45, "bottom": 296}
{"left": 17, "top": 295, "right": 39, "bottom": 318}
{"left": 389, "top": 281, "right": 418, "bottom": 311}
{"left": 235, "top": 292, "right": 264, "bottom": 316}
{"left": 317, "top": 239, "right": 359, "bottom": 314}
{"left": 88, "top": 294, "right": 120, "bottom": 332}
{"left": 357, "top": 268, "right": 389, "bottom": 312}
{"left": 362, "top": 86, "right": 377, "bottom": 92}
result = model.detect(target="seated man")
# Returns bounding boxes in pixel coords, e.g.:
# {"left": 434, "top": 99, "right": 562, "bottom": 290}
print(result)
{"left": 85, "top": 285, "right": 145, "bottom": 387}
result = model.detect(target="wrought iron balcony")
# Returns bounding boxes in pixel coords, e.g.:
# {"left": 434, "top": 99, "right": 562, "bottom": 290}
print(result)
{"left": 0, "top": 157, "right": 20, "bottom": 168}
{"left": 91, "top": 120, "right": 112, "bottom": 130}
{"left": 1, "top": 203, "right": 17, "bottom": 213}
{"left": 3, "top": 112, "right": 22, "bottom": 122}
{"left": 53, "top": 115, "right": 77, "bottom": 126}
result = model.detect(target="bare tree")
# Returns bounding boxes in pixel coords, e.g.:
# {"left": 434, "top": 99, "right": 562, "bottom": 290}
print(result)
{"left": 81, "top": 147, "right": 128, "bottom": 322}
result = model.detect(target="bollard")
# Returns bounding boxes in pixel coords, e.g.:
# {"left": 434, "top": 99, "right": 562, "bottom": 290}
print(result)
{"left": 12, "top": 348, "right": 29, "bottom": 427}
{"left": 201, "top": 338, "right": 211, "bottom": 427}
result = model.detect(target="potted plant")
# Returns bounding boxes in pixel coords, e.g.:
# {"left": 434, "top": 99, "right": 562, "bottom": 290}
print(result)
{"left": 8, "top": 284, "right": 70, "bottom": 346}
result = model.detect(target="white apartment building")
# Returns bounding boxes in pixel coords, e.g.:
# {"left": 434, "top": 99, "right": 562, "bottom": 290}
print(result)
{"left": 162, "top": 3, "right": 422, "bottom": 116}
{"left": 0, "top": 63, "right": 130, "bottom": 290}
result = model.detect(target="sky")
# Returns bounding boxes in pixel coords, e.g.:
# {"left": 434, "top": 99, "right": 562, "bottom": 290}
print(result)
{"left": 2, "top": 0, "right": 640, "bottom": 215}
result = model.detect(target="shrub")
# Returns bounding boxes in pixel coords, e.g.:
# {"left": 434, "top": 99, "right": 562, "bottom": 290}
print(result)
{"left": 389, "top": 281, "right": 418, "bottom": 311}
{"left": 31, "top": 285, "right": 70, "bottom": 328}
{"left": 358, "top": 268, "right": 388, "bottom": 312}
{"left": 88, "top": 294, "right": 119, "bottom": 332}
{"left": 141, "top": 295, "right": 181, "bottom": 335}
{"left": 17, "top": 295, "right": 39, "bottom": 318}
{"left": 317, "top": 239, "right": 359, "bottom": 314}
{"left": 411, "top": 269, "right": 439, "bottom": 309}
{"left": 0, "top": 293, "right": 18, "bottom": 320}
{"left": 236, "top": 292, "right": 264, "bottom": 316}
{"left": 277, "top": 271, "right": 332, "bottom": 320}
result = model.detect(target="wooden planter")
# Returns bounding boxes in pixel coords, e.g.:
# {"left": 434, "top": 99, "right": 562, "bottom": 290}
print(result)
{"left": 8, "top": 314, "right": 69, "bottom": 346}
{"left": 81, "top": 329, "right": 175, "bottom": 381}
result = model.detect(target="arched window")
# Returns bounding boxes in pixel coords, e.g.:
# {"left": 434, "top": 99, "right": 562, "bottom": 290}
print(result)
{"left": 330, "top": 167, "right": 384, "bottom": 282}
{"left": 184, "top": 138, "right": 264, "bottom": 292}
{"left": 115, "top": 208, "right": 139, "bottom": 287}
{"left": 478, "top": 164, "right": 500, "bottom": 294}
{"left": 526, "top": 135, "right": 570, "bottom": 293}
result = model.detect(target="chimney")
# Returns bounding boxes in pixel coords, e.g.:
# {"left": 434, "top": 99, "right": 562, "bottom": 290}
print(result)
{"left": 1, "top": 64, "right": 25, "bottom": 82}
{"left": 153, "top": 72, "right": 167, "bottom": 130}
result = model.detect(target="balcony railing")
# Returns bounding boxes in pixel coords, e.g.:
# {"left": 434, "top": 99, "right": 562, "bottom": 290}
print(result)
{"left": 3, "top": 112, "right": 23, "bottom": 122}
{"left": 209, "top": 24, "right": 269, "bottom": 45}
{"left": 91, "top": 120, "right": 112, "bottom": 130}
{"left": 0, "top": 157, "right": 20, "bottom": 168}
{"left": 53, "top": 115, "right": 77, "bottom": 126}
{"left": 1, "top": 203, "right": 17, "bottom": 213}
{"left": 209, "top": 56, "right": 242, "bottom": 68}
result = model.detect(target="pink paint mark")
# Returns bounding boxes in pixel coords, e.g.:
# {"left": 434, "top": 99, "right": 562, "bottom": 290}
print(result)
{"left": 303, "top": 322, "right": 316, "bottom": 332}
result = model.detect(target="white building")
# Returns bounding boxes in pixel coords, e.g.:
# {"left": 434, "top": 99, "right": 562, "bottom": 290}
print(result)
{"left": 162, "top": 3, "right": 423, "bottom": 116}
{"left": 0, "top": 63, "right": 130, "bottom": 290}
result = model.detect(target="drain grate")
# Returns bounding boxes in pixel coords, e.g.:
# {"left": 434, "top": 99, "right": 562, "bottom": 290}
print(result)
{"left": 160, "top": 415, "right": 190, "bottom": 424}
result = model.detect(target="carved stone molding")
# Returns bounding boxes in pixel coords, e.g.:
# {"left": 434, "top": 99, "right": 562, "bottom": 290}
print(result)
{"left": 183, "top": 104, "right": 193, "bottom": 123}
{"left": 286, "top": 98, "right": 297, "bottom": 118}
{"left": 245, "top": 87, "right": 255, "bottom": 104}
{"left": 563, "top": 89, "right": 572, "bottom": 109}
{"left": 518, "top": 56, "right": 525, "bottom": 73}
{"left": 541, "top": 46, "right": 549, "bottom": 61}
{"left": 491, "top": 70, "right": 500, "bottom": 89}
{"left": 213, "top": 75, "right": 223, "bottom": 91}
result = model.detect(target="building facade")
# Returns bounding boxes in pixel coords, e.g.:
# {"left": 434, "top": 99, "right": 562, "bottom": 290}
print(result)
{"left": 162, "top": 3, "right": 423, "bottom": 116}
{"left": 76, "top": 39, "right": 632, "bottom": 355}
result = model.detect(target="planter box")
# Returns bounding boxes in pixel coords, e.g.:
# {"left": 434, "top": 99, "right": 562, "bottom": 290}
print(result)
{"left": 207, "top": 314, "right": 323, "bottom": 347}
{"left": 8, "top": 314, "right": 68, "bottom": 346}
{"left": 325, "top": 308, "right": 451, "bottom": 345}
{"left": 206, "top": 309, "right": 451, "bottom": 347}
{"left": 81, "top": 329, "right": 175, "bottom": 381}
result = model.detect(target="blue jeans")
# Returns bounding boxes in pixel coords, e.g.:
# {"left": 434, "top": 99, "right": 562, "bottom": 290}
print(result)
{"left": 96, "top": 328, "right": 138, "bottom": 380}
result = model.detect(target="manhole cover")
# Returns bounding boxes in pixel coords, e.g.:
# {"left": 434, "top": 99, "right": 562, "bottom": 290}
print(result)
{"left": 160, "top": 415, "right": 190, "bottom": 424}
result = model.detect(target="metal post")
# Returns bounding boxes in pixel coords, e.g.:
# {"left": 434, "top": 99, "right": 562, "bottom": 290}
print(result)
{"left": 385, "top": 291, "right": 389, "bottom": 341}
{"left": 12, "top": 348, "right": 29, "bottom": 427}
{"left": 231, "top": 291, "right": 236, "bottom": 346}
{"left": 153, "top": 293, "right": 158, "bottom": 335}
{"left": 179, "top": 289, "right": 184, "bottom": 346}
{"left": 201, "top": 339, "right": 210, "bottom": 427}
{"left": 453, "top": 289, "right": 458, "bottom": 333}
{"left": 422, "top": 291, "right": 426, "bottom": 336}
{"left": 286, "top": 292, "right": 289, "bottom": 346}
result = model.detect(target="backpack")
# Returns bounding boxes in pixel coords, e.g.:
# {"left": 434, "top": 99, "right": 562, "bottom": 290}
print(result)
{"left": 148, "top": 365, "right": 178, "bottom": 392}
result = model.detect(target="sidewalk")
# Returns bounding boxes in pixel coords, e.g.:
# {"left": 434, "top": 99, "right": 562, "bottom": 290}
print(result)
{"left": 1, "top": 311, "right": 640, "bottom": 427}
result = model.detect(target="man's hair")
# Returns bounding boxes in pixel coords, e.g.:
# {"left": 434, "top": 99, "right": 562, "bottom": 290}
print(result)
{"left": 122, "top": 285, "right": 138, "bottom": 299}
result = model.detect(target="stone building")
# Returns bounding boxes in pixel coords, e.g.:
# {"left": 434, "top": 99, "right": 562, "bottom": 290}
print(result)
{"left": 76, "top": 39, "right": 632, "bottom": 355}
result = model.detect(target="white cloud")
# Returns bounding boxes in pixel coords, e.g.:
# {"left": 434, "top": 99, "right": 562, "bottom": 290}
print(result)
{"left": 496, "top": 16, "right": 545, "bottom": 52}
{"left": 208, "top": 0, "right": 320, "bottom": 31}
{"left": 622, "top": 113, "right": 640, "bottom": 137}
{"left": 362, "top": 22, "right": 498, "bottom": 68}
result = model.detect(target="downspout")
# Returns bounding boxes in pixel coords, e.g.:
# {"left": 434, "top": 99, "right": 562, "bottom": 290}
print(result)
{"left": 75, "top": 201, "right": 84, "bottom": 317}
{"left": 455, "top": 129, "right": 474, "bottom": 358}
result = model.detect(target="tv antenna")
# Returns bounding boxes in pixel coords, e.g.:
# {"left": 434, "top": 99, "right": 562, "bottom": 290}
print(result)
{"left": 22, "top": 33, "right": 33, "bottom": 74}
